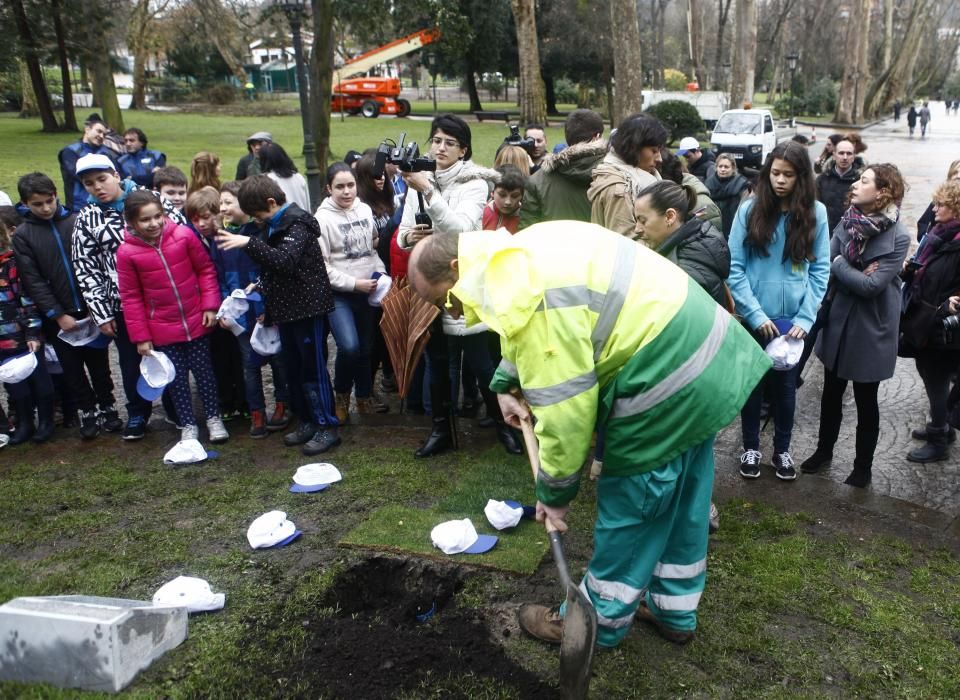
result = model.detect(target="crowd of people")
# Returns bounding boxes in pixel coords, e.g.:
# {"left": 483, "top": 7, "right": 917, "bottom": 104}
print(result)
{"left": 0, "top": 109, "right": 957, "bottom": 483}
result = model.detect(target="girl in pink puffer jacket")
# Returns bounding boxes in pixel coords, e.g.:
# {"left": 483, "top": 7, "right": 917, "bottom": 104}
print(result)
{"left": 116, "top": 190, "right": 228, "bottom": 444}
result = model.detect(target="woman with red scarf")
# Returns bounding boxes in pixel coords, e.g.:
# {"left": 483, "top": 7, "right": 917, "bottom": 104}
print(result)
{"left": 799, "top": 165, "right": 909, "bottom": 486}
{"left": 899, "top": 179, "right": 960, "bottom": 463}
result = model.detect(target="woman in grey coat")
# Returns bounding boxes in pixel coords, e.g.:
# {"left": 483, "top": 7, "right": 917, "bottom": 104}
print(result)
{"left": 800, "top": 164, "right": 910, "bottom": 487}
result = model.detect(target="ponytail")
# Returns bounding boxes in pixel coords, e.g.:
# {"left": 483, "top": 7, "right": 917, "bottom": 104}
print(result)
{"left": 636, "top": 180, "right": 698, "bottom": 223}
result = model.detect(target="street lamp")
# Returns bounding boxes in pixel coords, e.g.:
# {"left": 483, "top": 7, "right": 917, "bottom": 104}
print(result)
{"left": 786, "top": 52, "right": 799, "bottom": 125}
{"left": 273, "top": 0, "right": 321, "bottom": 211}
{"left": 427, "top": 52, "right": 438, "bottom": 116}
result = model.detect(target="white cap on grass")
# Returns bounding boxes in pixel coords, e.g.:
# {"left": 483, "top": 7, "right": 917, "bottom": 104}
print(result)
{"left": 484, "top": 499, "right": 524, "bottom": 530}
{"left": 247, "top": 510, "right": 301, "bottom": 549}
{"left": 153, "top": 575, "right": 225, "bottom": 613}
{"left": 430, "top": 519, "right": 498, "bottom": 555}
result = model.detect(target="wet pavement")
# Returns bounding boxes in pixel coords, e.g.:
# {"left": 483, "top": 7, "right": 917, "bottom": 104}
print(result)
{"left": 714, "top": 112, "right": 960, "bottom": 536}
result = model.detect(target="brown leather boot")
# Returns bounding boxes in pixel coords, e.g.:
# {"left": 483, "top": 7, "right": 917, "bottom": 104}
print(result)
{"left": 517, "top": 604, "right": 563, "bottom": 645}
{"left": 636, "top": 601, "right": 695, "bottom": 645}
{"left": 335, "top": 393, "right": 350, "bottom": 424}
{"left": 266, "top": 402, "right": 289, "bottom": 431}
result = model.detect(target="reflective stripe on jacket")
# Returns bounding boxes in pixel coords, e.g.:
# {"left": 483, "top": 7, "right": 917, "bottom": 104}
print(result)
{"left": 454, "top": 222, "right": 769, "bottom": 505}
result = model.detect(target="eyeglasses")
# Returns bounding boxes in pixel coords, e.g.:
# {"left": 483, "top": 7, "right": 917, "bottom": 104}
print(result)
{"left": 933, "top": 202, "right": 945, "bottom": 208}
{"left": 430, "top": 137, "right": 461, "bottom": 149}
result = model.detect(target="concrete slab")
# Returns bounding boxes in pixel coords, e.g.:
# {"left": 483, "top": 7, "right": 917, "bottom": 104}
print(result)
{"left": 0, "top": 595, "right": 187, "bottom": 693}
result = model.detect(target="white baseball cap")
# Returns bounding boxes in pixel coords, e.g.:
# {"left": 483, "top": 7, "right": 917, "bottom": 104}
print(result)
{"left": 75, "top": 153, "right": 116, "bottom": 175}
{"left": 368, "top": 274, "right": 393, "bottom": 307}
{"left": 152, "top": 576, "right": 225, "bottom": 613}
{"left": 0, "top": 352, "right": 38, "bottom": 384}
{"left": 247, "top": 510, "right": 301, "bottom": 549}
{"left": 290, "top": 463, "right": 342, "bottom": 493}
{"left": 57, "top": 317, "right": 111, "bottom": 348}
{"left": 676, "top": 136, "right": 701, "bottom": 156}
{"left": 138, "top": 350, "right": 176, "bottom": 400}
{"left": 430, "top": 518, "right": 498, "bottom": 555}
{"left": 765, "top": 335, "right": 804, "bottom": 371}
{"left": 163, "top": 439, "right": 213, "bottom": 465}
{"left": 250, "top": 322, "right": 281, "bottom": 356}
{"left": 484, "top": 499, "right": 524, "bottom": 530}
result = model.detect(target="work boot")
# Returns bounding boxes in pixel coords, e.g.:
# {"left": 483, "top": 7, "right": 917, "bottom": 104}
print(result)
{"left": 907, "top": 425, "right": 950, "bottom": 463}
{"left": 495, "top": 422, "right": 523, "bottom": 455}
{"left": 415, "top": 416, "right": 455, "bottom": 458}
{"left": 284, "top": 421, "right": 316, "bottom": 447}
{"left": 911, "top": 423, "right": 956, "bottom": 443}
{"left": 335, "top": 392, "right": 351, "bottom": 424}
{"left": 517, "top": 604, "right": 563, "bottom": 645}
{"left": 355, "top": 397, "right": 378, "bottom": 415}
{"left": 8, "top": 397, "right": 35, "bottom": 445}
{"left": 302, "top": 427, "right": 342, "bottom": 455}
{"left": 79, "top": 410, "right": 100, "bottom": 440}
{"left": 32, "top": 395, "right": 56, "bottom": 443}
{"left": 799, "top": 448, "right": 833, "bottom": 474}
{"left": 636, "top": 600, "right": 695, "bottom": 645}
{"left": 266, "top": 402, "right": 290, "bottom": 431}
{"left": 249, "top": 409, "right": 268, "bottom": 439}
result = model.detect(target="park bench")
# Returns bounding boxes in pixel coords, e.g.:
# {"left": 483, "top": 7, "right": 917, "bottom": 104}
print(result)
{"left": 473, "top": 110, "right": 519, "bottom": 123}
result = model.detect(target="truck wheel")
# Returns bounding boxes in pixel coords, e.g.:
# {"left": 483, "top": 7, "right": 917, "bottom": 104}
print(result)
{"left": 347, "top": 107, "right": 361, "bottom": 115}
{"left": 361, "top": 100, "right": 380, "bottom": 118}
{"left": 396, "top": 99, "right": 411, "bottom": 118}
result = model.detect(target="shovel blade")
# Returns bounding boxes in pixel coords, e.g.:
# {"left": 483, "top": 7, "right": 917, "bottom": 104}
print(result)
{"left": 559, "top": 581, "right": 597, "bottom": 699}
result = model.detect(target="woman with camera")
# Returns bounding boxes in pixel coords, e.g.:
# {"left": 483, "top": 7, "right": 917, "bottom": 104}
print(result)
{"left": 899, "top": 179, "right": 960, "bottom": 463}
{"left": 799, "top": 165, "right": 909, "bottom": 487}
{"left": 397, "top": 114, "right": 519, "bottom": 457}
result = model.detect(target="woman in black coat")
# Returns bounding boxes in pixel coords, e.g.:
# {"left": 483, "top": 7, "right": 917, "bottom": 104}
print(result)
{"left": 899, "top": 179, "right": 960, "bottom": 463}
{"left": 799, "top": 165, "right": 910, "bottom": 487}
{"left": 705, "top": 153, "right": 750, "bottom": 240}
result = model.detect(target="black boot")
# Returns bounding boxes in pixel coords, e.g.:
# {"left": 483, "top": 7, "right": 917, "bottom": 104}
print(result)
{"left": 907, "top": 425, "right": 950, "bottom": 463}
{"left": 495, "top": 422, "right": 523, "bottom": 455}
{"left": 911, "top": 424, "right": 956, "bottom": 443}
{"left": 8, "top": 397, "right": 35, "bottom": 446}
{"left": 284, "top": 421, "right": 316, "bottom": 447}
{"left": 800, "top": 448, "right": 833, "bottom": 474}
{"left": 801, "top": 407, "right": 842, "bottom": 473}
{"left": 33, "top": 395, "right": 55, "bottom": 443}
{"left": 844, "top": 427, "right": 879, "bottom": 487}
{"left": 303, "top": 427, "right": 341, "bottom": 455}
{"left": 415, "top": 416, "right": 455, "bottom": 458}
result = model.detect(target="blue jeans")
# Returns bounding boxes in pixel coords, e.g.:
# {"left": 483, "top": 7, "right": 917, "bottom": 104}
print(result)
{"left": 328, "top": 293, "right": 374, "bottom": 398}
{"left": 115, "top": 313, "right": 154, "bottom": 420}
{"left": 236, "top": 331, "right": 289, "bottom": 412}
{"left": 741, "top": 366, "right": 799, "bottom": 454}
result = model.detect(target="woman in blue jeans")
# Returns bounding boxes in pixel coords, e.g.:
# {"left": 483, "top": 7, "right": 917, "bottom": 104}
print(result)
{"left": 727, "top": 141, "right": 830, "bottom": 481}
{"left": 315, "top": 163, "right": 385, "bottom": 421}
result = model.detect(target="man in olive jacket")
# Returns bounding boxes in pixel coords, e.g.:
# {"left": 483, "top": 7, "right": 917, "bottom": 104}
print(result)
{"left": 519, "top": 110, "right": 607, "bottom": 229}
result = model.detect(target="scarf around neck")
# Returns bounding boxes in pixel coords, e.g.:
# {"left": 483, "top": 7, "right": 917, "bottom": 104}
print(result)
{"left": 840, "top": 203, "right": 898, "bottom": 268}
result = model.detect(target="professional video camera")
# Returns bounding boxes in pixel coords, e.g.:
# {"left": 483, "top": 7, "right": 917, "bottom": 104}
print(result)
{"left": 501, "top": 124, "right": 535, "bottom": 156}
{"left": 373, "top": 132, "right": 436, "bottom": 179}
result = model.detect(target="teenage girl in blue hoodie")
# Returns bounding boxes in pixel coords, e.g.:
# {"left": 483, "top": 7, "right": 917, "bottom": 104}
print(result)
{"left": 727, "top": 141, "right": 830, "bottom": 481}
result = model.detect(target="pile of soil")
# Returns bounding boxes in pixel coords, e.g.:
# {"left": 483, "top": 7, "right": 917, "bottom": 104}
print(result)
{"left": 300, "top": 556, "right": 552, "bottom": 698}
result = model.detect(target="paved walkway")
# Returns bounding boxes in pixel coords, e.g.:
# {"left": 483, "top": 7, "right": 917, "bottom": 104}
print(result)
{"left": 715, "top": 113, "right": 960, "bottom": 528}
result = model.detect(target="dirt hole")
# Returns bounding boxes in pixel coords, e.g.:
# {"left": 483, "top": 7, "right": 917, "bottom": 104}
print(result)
{"left": 300, "top": 556, "right": 552, "bottom": 698}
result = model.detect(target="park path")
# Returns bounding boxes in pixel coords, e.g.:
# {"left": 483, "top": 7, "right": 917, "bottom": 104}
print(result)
{"left": 714, "top": 112, "right": 960, "bottom": 523}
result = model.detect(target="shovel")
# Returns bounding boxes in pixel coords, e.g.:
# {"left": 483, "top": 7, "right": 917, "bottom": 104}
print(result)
{"left": 520, "top": 416, "right": 597, "bottom": 700}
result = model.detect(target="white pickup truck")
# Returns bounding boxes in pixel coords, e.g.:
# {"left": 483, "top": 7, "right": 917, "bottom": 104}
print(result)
{"left": 708, "top": 109, "right": 797, "bottom": 171}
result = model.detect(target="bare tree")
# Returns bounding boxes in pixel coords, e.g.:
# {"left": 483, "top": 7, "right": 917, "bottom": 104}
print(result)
{"left": 730, "top": 0, "right": 757, "bottom": 107}
{"left": 311, "top": 0, "right": 335, "bottom": 168}
{"left": 834, "top": 0, "right": 871, "bottom": 123}
{"left": 193, "top": 0, "right": 250, "bottom": 84}
{"left": 50, "top": 0, "right": 77, "bottom": 130}
{"left": 11, "top": 0, "right": 59, "bottom": 130}
{"left": 129, "top": 0, "right": 171, "bottom": 110}
{"left": 608, "top": 0, "right": 643, "bottom": 123}
{"left": 510, "top": 0, "right": 547, "bottom": 124}
{"left": 687, "top": 0, "right": 706, "bottom": 88}
{"left": 712, "top": 0, "right": 734, "bottom": 89}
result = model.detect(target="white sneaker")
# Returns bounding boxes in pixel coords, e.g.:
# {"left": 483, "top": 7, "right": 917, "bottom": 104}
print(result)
{"left": 181, "top": 424, "right": 199, "bottom": 441}
{"left": 206, "top": 416, "right": 229, "bottom": 444}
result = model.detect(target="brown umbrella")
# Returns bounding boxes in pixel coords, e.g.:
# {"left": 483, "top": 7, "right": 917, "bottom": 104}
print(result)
{"left": 379, "top": 278, "right": 440, "bottom": 399}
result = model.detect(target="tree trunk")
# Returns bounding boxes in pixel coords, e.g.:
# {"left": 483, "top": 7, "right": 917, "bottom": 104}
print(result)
{"left": 609, "top": 0, "right": 643, "bottom": 125}
{"left": 51, "top": 0, "right": 77, "bottom": 130}
{"left": 311, "top": 0, "right": 335, "bottom": 169}
{"left": 128, "top": 0, "right": 151, "bottom": 110}
{"left": 881, "top": 0, "right": 894, "bottom": 73}
{"left": 510, "top": 0, "right": 547, "bottom": 125}
{"left": 89, "top": 48, "right": 124, "bottom": 131}
{"left": 18, "top": 60, "right": 38, "bottom": 118}
{"left": 687, "top": 0, "right": 706, "bottom": 88}
{"left": 730, "top": 0, "right": 757, "bottom": 108}
{"left": 195, "top": 0, "right": 249, "bottom": 84}
{"left": 11, "top": 0, "right": 59, "bottom": 130}
{"left": 834, "top": 0, "right": 870, "bottom": 124}
{"left": 713, "top": 0, "right": 733, "bottom": 88}
{"left": 465, "top": 66, "right": 483, "bottom": 113}
{"left": 755, "top": 0, "right": 795, "bottom": 96}
{"left": 864, "top": 0, "right": 933, "bottom": 114}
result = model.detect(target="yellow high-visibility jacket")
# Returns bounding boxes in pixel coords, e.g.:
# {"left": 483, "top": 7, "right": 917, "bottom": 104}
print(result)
{"left": 452, "top": 222, "right": 769, "bottom": 505}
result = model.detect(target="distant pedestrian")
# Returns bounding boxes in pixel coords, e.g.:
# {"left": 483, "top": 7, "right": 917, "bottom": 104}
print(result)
{"left": 907, "top": 105, "right": 918, "bottom": 137}
{"left": 236, "top": 132, "right": 272, "bottom": 181}
{"left": 799, "top": 165, "right": 909, "bottom": 487}
{"left": 816, "top": 139, "right": 865, "bottom": 233}
{"left": 919, "top": 102, "right": 931, "bottom": 138}
{"left": 118, "top": 128, "right": 166, "bottom": 189}
{"left": 893, "top": 100, "right": 901, "bottom": 122}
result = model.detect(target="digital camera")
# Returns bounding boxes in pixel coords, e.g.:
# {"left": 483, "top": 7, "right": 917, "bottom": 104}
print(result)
{"left": 502, "top": 124, "right": 535, "bottom": 155}
{"left": 373, "top": 132, "right": 436, "bottom": 178}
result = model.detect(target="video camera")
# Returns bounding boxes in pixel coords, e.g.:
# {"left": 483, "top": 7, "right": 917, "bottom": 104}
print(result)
{"left": 373, "top": 132, "right": 436, "bottom": 179}
{"left": 501, "top": 124, "right": 535, "bottom": 156}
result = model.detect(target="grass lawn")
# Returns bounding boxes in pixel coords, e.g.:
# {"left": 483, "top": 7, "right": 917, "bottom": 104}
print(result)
{"left": 0, "top": 111, "right": 569, "bottom": 198}
{"left": 1, "top": 415, "right": 959, "bottom": 698}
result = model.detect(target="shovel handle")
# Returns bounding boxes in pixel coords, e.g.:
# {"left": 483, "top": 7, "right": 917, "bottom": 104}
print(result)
{"left": 520, "top": 417, "right": 559, "bottom": 536}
